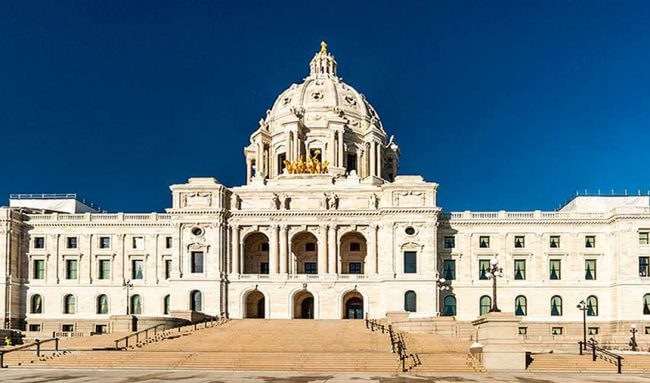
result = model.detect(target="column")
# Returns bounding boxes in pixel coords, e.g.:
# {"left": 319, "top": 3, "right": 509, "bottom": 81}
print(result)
{"left": 369, "top": 141, "right": 376, "bottom": 177}
{"left": 269, "top": 225, "right": 279, "bottom": 274}
{"left": 279, "top": 225, "right": 288, "bottom": 274}
{"left": 318, "top": 225, "right": 328, "bottom": 274}
{"left": 338, "top": 129, "right": 344, "bottom": 166}
{"left": 328, "top": 225, "right": 338, "bottom": 274}
{"left": 231, "top": 225, "right": 240, "bottom": 274}
{"left": 377, "top": 143, "right": 383, "bottom": 178}
{"left": 246, "top": 158, "right": 252, "bottom": 183}
{"left": 367, "top": 224, "right": 378, "bottom": 274}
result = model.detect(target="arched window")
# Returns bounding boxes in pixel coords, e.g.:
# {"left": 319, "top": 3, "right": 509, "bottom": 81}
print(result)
{"left": 130, "top": 294, "right": 142, "bottom": 315}
{"left": 586, "top": 295, "right": 598, "bottom": 316}
{"left": 96, "top": 294, "right": 109, "bottom": 314}
{"left": 550, "top": 295, "right": 563, "bottom": 316}
{"left": 644, "top": 294, "right": 650, "bottom": 315}
{"left": 443, "top": 295, "right": 456, "bottom": 316}
{"left": 404, "top": 291, "right": 417, "bottom": 312}
{"left": 515, "top": 295, "right": 527, "bottom": 316}
{"left": 163, "top": 295, "right": 170, "bottom": 315}
{"left": 190, "top": 290, "right": 202, "bottom": 312}
{"left": 63, "top": 294, "right": 76, "bottom": 314}
{"left": 31, "top": 294, "right": 43, "bottom": 314}
{"left": 479, "top": 295, "right": 491, "bottom": 315}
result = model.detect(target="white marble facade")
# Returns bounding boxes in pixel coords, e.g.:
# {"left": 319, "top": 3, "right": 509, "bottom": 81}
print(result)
{"left": 1, "top": 45, "right": 650, "bottom": 341}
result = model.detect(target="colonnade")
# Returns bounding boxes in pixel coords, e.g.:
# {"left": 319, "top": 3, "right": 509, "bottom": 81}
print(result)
{"left": 229, "top": 224, "right": 378, "bottom": 275}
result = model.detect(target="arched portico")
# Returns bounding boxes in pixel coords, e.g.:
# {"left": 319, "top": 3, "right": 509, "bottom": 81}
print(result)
{"left": 243, "top": 232, "right": 270, "bottom": 274}
{"left": 339, "top": 232, "right": 367, "bottom": 274}
{"left": 291, "top": 231, "right": 318, "bottom": 274}
{"left": 292, "top": 290, "right": 315, "bottom": 319}
{"left": 342, "top": 290, "right": 364, "bottom": 319}
{"left": 244, "top": 290, "right": 266, "bottom": 318}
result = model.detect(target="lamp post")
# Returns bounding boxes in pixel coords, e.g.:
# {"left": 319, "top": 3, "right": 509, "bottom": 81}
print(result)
{"left": 122, "top": 280, "right": 133, "bottom": 315}
{"left": 436, "top": 274, "right": 451, "bottom": 315}
{"left": 485, "top": 256, "right": 503, "bottom": 312}
{"left": 577, "top": 300, "right": 588, "bottom": 350}
{"left": 630, "top": 324, "right": 638, "bottom": 352}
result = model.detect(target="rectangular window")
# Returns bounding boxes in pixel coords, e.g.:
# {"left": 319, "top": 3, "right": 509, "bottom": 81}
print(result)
{"left": 165, "top": 259, "right": 172, "bottom": 280}
{"left": 585, "top": 235, "right": 596, "bottom": 248}
{"left": 350, "top": 242, "right": 361, "bottom": 252}
{"left": 518, "top": 327, "right": 527, "bottom": 335}
{"left": 66, "top": 237, "right": 77, "bottom": 249}
{"left": 551, "top": 327, "right": 563, "bottom": 335}
{"left": 132, "top": 260, "right": 143, "bottom": 280}
{"left": 640, "top": 232, "right": 649, "bottom": 245}
{"left": 61, "top": 324, "right": 75, "bottom": 332}
{"left": 349, "top": 262, "right": 362, "bottom": 274}
{"left": 346, "top": 153, "right": 357, "bottom": 173}
{"left": 443, "top": 236, "right": 455, "bottom": 249}
{"left": 94, "top": 324, "right": 108, "bottom": 334}
{"left": 514, "top": 236, "right": 525, "bottom": 248}
{"left": 640, "top": 257, "right": 650, "bottom": 277}
{"left": 479, "top": 259, "right": 490, "bottom": 280}
{"left": 304, "top": 262, "right": 317, "bottom": 274}
{"left": 305, "top": 242, "right": 316, "bottom": 252}
{"left": 585, "top": 259, "right": 597, "bottom": 280}
{"left": 33, "top": 259, "right": 45, "bottom": 280}
{"left": 98, "top": 259, "right": 111, "bottom": 280}
{"left": 99, "top": 237, "right": 111, "bottom": 249}
{"left": 442, "top": 259, "right": 456, "bottom": 280}
{"left": 645, "top": 327, "right": 650, "bottom": 335}
{"left": 260, "top": 262, "right": 269, "bottom": 274}
{"left": 191, "top": 251, "right": 204, "bottom": 273}
{"left": 403, "top": 251, "right": 417, "bottom": 274}
{"left": 28, "top": 324, "right": 41, "bottom": 332}
{"left": 165, "top": 236, "right": 173, "bottom": 249}
{"left": 277, "top": 153, "right": 287, "bottom": 175}
{"left": 65, "top": 259, "right": 78, "bottom": 279}
{"left": 549, "top": 259, "right": 561, "bottom": 280}
{"left": 34, "top": 237, "right": 45, "bottom": 249}
{"left": 132, "top": 236, "right": 144, "bottom": 250}
{"left": 514, "top": 259, "right": 526, "bottom": 280}
{"left": 479, "top": 236, "right": 490, "bottom": 248}
{"left": 588, "top": 327, "right": 599, "bottom": 335}
{"left": 550, "top": 235, "right": 561, "bottom": 248}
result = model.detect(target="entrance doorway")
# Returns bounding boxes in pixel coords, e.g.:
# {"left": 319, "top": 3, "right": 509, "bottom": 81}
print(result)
{"left": 245, "top": 290, "right": 265, "bottom": 318}
{"left": 293, "top": 291, "right": 315, "bottom": 319}
{"left": 342, "top": 291, "right": 364, "bottom": 319}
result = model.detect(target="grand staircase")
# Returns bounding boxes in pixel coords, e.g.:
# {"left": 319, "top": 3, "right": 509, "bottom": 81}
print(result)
{"left": 8, "top": 319, "right": 482, "bottom": 372}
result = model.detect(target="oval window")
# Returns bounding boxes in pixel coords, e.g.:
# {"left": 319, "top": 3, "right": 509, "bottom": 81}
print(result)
{"left": 191, "top": 227, "right": 204, "bottom": 236}
{"left": 405, "top": 227, "right": 416, "bottom": 235}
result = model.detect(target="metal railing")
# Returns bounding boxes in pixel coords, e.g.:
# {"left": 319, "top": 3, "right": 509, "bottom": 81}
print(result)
{"left": 114, "top": 317, "right": 227, "bottom": 350}
{"left": 0, "top": 337, "right": 59, "bottom": 368}
{"left": 579, "top": 338, "right": 624, "bottom": 374}
{"left": 365, "top": 314, "right": 420, "bottom": 372}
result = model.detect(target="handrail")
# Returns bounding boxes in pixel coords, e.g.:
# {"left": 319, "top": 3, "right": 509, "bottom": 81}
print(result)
{"left": 579, "top": 339, "right": 624, "bottom": 374}
{"left": 365, "top": 313, "right": 419, "bottom": 372}
{"left": 0, "top": 337, "right": 59, "bottom": 368}
{"left": 114, "top": 323, "right": 167, "bottom": 350}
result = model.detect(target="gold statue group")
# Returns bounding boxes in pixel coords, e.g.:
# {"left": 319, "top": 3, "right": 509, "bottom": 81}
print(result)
{"left": 283, "top": 149, "right": 329, "bottom": 174}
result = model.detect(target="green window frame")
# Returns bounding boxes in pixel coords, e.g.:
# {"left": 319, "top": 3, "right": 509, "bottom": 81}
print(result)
{"left": 586, "top": 295, "right": 598, "bottom": 316}
{"left": 98, "top": 259, "right": 111, "bottom": 280}
{"left": 443, "top": 259, "right": 456, "bottom": 280}
{"left": 585, "top": 259, "right": 597, "bottom": 280}
{"left": 479, "top": 295, "right": 491, "bottom": 315}
{"left": 514, "top": 259, "right": 526, "bottom": 280}
{"left": 443, "top": 295, "right": 456, "bottom": 316}
{"left": 551, "top": 295, "right": 563, "bottom": 316}
{"left": 65, "top": 259, "right": 78, "bottom": 280}
{"left": 33, "top": 259, "right": 45, "bottom": 280}
{"left": 479, "top": 259, "right": 490, "bottom": 280}
{"left": 549, "top": 259, "right": 561, "bottom": 280}
{"left": 515, "top": 295, "right": 527, "bottom": 316}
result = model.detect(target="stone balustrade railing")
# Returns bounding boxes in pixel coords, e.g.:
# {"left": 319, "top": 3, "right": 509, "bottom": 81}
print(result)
{"left": 440, "top": 206, "right": 650, "bottom": 221}
{"left": 26, "top": 212, "right": 174, "bottom": 222}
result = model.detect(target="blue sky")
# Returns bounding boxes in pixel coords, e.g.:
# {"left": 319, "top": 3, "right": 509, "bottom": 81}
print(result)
{"left": 1, "top": 1, "right": 649, "bottom": 212}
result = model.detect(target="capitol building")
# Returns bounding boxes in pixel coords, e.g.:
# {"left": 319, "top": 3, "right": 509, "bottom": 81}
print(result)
{"left": 1, "top": 43, "right": 649, "bottom": 347}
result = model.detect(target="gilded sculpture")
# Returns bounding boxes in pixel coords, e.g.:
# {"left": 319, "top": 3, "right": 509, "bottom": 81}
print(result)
{"left": 283, "top": 150, "right": 329, "bottom": 174}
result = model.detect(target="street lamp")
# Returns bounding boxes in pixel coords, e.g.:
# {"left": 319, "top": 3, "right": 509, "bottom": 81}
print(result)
{"left": 122, "top": 280, "right": 134, "bottom": 315}
{"left": 577, "top": 300, "right": 588, "bottom": 350}
{"left": 630, "top": 324, "right": 638, "bottom": 352}
{"left": 485, "top": 256, "right": 504, "bottom": 313}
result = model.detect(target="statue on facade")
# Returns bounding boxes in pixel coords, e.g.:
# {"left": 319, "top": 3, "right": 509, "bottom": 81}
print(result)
{"left": 283, "top": 150, "right": 329, "bottom": 174}
{"left": 370, "top": 193, "right": 378, "bottom": 209}
{"left": 231, "top": 193, "right": 241, "bottom": 210}
{"left": 280, "top": 193, "right": 290, "bottom": 210}
{"left": 325, "top": 193, "right": 339, "bottom": 210}
{"left": 272, "top": 193, "right": 281, "bottom": 210}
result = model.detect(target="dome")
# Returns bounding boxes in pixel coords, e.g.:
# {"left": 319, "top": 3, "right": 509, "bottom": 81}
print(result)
{"left": 244, "top": 42, "right": 399, "bottom": 184}
{"left": 264, "top": 41, "right": 384, "bottom": 136}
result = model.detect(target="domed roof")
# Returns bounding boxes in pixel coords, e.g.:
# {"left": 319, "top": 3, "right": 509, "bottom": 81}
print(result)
{"left": 264, "top": 42, "right": 384, "bottom": 135}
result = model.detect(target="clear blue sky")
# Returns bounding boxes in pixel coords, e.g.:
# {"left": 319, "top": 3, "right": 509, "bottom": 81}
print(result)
{"left": 1, "top": 1, "right": 649, "bottom": 212}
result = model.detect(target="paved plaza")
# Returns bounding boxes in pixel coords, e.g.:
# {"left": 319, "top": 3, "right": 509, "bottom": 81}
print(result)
{"left": 1, "top": 370, "right": 650, "bottom": 383}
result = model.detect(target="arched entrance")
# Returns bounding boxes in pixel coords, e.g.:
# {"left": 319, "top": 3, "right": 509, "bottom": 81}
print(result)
{"left": 339, "top": 232, "right": 367, "bottom": 275}
{"left": 293, "top": 290, "right": 314, "bottom": 319}
{"left": 245, "top": 290, "right": 265, "bottom": 318}
{"left": 342, "top": 291, "right": 364, "bottom": 319}
{"left": 243, "top": 232, "right": 270, "bottom": 274}
{"left": 291, "top": 232, "right": 318, "bottom": 274}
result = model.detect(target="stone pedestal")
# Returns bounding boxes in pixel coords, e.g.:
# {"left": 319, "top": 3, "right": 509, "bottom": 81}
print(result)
{"left": 471, "top": 312, "right": 525, "bottom": 371}
{"left": 110, "top": 315, "right": 137, "bottom": 332}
